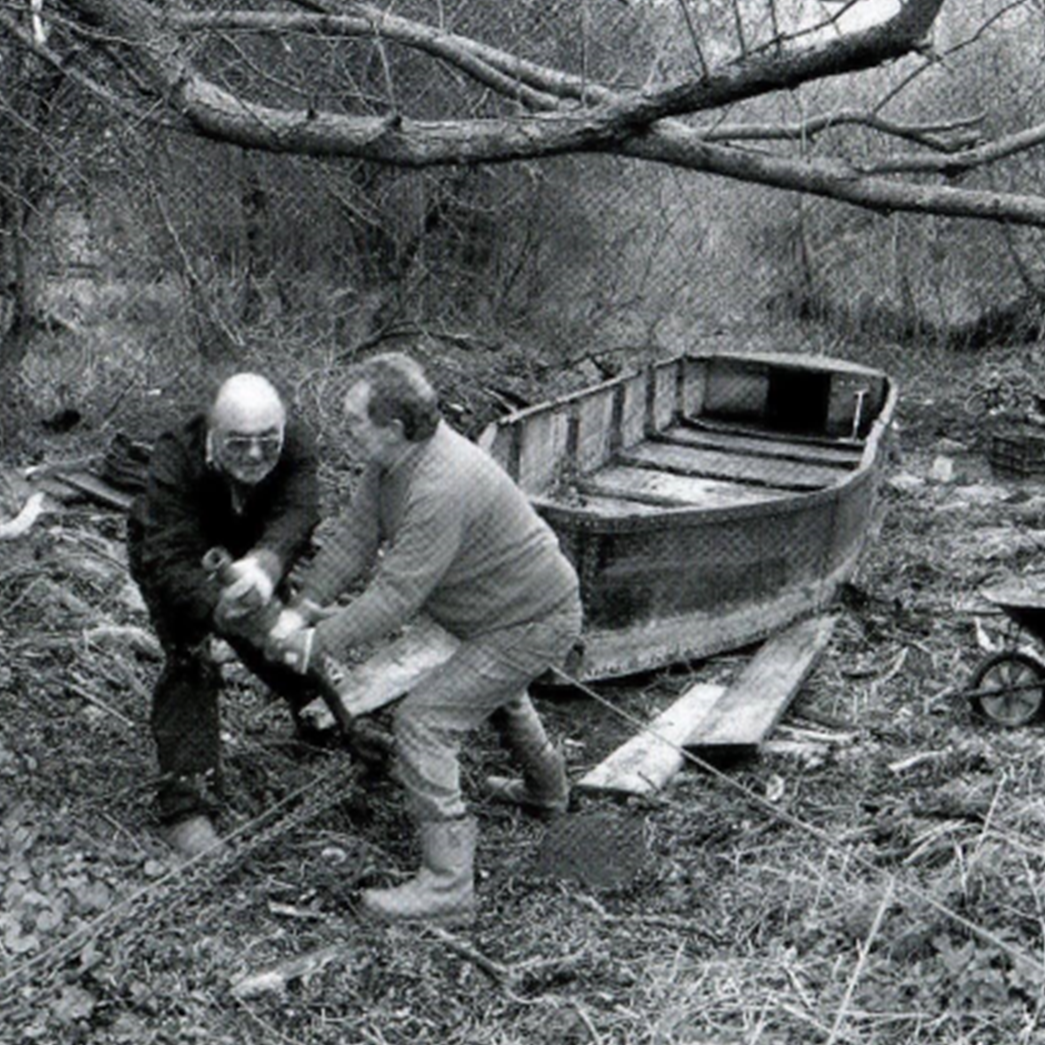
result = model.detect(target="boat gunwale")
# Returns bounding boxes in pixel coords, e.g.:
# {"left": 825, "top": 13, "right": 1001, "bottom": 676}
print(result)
{"left": 478, "top": 350, "right": 898, "bottom": 535}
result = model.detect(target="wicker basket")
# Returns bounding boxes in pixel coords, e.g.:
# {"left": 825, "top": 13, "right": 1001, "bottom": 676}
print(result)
{"left": 990, "top": 425, "right": 1045, "bottom": 479}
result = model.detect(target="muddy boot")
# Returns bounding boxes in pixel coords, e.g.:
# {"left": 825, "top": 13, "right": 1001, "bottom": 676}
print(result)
{"left": 483, "top": 755, "right": 569, "bottom": 820}
{"left": 360, "top": 817, "right": 477, "bottom": 927}
{"left": 485, "top": 700, "right": 569, "bottom": 819}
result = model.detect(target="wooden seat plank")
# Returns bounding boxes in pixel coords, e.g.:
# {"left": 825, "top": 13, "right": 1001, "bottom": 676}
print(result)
{"left": 657, "top": 425, "right": 862, "bottom": 468}
{"left": 576, "top": 683, "right": 726, "bottom": 795}
{"left": 618, "top": 442, "right": 844, "bottom": 491}
{"left": 686, "top": 615, "right": 836, "bottom": 748}
{"left": 681, "top": 415, "right": 863, "bottom": 452}
{"left": 577, "top": 465, "right": 792, "bottom": 510}
{"left": 539, "top": 492, "right": 663, "bottom": 518}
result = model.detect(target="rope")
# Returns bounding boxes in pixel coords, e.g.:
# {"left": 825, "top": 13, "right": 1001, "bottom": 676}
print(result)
{"left": 549, "top": 664, "right": 1045, "bottom": 975}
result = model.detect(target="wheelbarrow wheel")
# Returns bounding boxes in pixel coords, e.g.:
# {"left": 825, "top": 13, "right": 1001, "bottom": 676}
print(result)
{"left": 968, "top": 650, "right": 1045, "bottom": 726}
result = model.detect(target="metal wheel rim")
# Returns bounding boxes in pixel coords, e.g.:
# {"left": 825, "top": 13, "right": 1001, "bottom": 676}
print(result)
{"left": 975, "top": 654, "right": 1045, "bottom": 726}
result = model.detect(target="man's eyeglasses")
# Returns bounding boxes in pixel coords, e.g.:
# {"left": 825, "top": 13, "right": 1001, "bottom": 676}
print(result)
{"left": 220, "top": 431, "right": 283, "bottom": 459}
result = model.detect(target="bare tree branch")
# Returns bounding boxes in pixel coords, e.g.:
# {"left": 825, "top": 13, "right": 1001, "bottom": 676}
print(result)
{"left": 168, "top": 6, "right": 587, "bottom": 108}
{"left": 167, "top": 0, "right": 947, "bottom": 123}
{"left": 859, "top": 121, "right": 1045, "bottom": 176}
{"left": 873, "top": 0, "right": 1029, "bottom": 114}
{"left": 0, "top": 8, "right": 171, "bottom": 127}
{"left": 706, "top": 109, "right": 986, "bottom": 151}
{"left": 627, "top": 123, "right": 1045, "bottom": 227}
{"left": 7, "top": 0, "right": 1045, "bottom": 230}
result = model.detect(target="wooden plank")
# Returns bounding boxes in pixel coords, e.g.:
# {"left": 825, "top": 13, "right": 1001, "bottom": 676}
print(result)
{"left": 618, "top": 442, "right": 844, "bottom": 491}
{"left": 52, "top": 470, "right": 135, "bottom": 511}
{"left": 683, "top": 415, "right": 861, "bottom": 452}
{"left": 577, "top": 683, "right": 726, "bottom": 795}
{"left": 619, "top": 372, "right": 648, "bottom": 449}
{"left": 302, "top": 617, "right": 460, "bottom": 727}
{"left": 686, "top": 615, "right": 837, "bottom": 748}
{"left": 574, "top": 386, "right": 618, "bottom": 474}
{"left": 650, "top": 362, "right": 678, "bottom": 433}
{"left": 517, "top": 408, "right": 570, "bottom": 494}
{"left": 577, "top": 464, "right": 793, "bottom": 510}
{"left": 544, "top": 492, "right": 664, "bottom": 518}
{"left": 657, "top": 425, "right": 862, "bottom": 468}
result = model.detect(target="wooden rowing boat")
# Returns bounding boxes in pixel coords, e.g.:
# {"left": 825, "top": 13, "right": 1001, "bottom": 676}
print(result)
{"left": 476, "top": 349, "right": 898, "bottom": 681}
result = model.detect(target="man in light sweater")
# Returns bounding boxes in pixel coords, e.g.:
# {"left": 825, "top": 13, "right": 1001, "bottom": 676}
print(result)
{"left": 267, "top": 353, "right": 582, "bottom": 925}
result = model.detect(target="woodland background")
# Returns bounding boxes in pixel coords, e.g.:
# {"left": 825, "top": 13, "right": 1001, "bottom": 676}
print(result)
{"left": 2, "top": 0, "right": 1045, "bottom": 445}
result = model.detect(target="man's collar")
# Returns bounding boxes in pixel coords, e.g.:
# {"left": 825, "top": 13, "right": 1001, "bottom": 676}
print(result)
{"left": 382, "top": 419, "right": 442, "bottom": 476}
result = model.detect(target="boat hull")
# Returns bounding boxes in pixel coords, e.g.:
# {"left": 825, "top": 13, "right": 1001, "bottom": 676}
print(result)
{"left": 478, "top": 351, "right": 897, "bottom": 681}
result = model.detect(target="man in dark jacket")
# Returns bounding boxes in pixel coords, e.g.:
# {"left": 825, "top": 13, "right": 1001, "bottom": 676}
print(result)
{"left": 127, "top": 373, "right": 320, "bottom": 858}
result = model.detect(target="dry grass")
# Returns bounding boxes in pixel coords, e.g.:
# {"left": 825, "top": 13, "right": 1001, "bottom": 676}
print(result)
{"left": 3, "top": 333, "right": 1045, "bottom": 1044}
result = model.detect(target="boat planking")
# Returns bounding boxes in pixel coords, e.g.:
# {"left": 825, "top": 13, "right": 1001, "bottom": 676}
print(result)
{"left": 477, "top": 350, "right": 898, "bottom": 682}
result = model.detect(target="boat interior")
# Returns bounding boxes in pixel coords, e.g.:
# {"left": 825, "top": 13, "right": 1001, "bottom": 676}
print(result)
{"left": 490, "top": 353, "right": 892, "bottom": 516}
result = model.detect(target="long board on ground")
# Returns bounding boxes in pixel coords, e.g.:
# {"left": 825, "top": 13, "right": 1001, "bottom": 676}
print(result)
{"left": 576, "top": 614, "right": 836, "bottom": 796}
{"left": 685, "top": 614, "right": 837, "bottom": 749}
{"left": 51, "top": 470, "right": 135, "bottom": 511}
{"left": 576, "top": 682, "right": 726, "bottom": 796}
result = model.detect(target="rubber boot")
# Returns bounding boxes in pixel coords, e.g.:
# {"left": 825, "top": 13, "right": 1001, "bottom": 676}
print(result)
{"left": 484, "top": 704, "right": 569, "bottom": 819}
{"left": 484, "top": 763, "right": 568, "bottom": 820}
{"left": 360, "top": 818, "right": 477, "bottom": 927}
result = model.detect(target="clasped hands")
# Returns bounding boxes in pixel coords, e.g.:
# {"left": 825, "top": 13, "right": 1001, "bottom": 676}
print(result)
{"left": 213, "top": 554, "right": 274, "bottom": 623}
{"left": 212, "top": 553, "right": 321, "bottom": 674}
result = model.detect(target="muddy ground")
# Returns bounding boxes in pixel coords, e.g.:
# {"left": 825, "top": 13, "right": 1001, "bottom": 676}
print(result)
{"left": 2, "top": 340, "right": 1045, "bottom": 1044}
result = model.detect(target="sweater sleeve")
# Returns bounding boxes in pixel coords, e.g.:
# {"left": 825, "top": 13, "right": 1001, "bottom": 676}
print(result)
{"left": 297, "top": 467, "right": 382, "bottom": 607}
{"left": 133, "top": 433, "right": 222, "bottom": 632}
{"left": 314, "top": 480, "right": 465, "bottom": 655}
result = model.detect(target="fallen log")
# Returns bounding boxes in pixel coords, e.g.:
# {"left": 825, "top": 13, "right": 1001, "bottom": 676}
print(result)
{"left": 301, "top": 616, "right": 459, "bottom": 728}
{"left": 52, "top": 471, "right": 134, "bottom": 512}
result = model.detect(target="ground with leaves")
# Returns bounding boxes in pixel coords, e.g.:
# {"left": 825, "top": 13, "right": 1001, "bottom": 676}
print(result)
{"left": 2, "top": 336, "right": 1045, "bottom": 1044}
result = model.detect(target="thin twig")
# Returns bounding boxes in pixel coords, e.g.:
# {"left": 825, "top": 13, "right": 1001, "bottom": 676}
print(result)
{"left": 423, "top": 926, "right": 515, "bottom": 985}
{"left": 826, "top": 879, "right": 895, "bottom": 1044}
{"left": 574, "top": 893, "right": 726, "bottom": 944}
{"left": 64, "top": 679, "right": 136, "bottom": 729}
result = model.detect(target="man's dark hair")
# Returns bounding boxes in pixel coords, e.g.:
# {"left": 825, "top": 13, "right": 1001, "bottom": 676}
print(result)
{"left": 344, "top": 353, "right": 441, "bottom": 442}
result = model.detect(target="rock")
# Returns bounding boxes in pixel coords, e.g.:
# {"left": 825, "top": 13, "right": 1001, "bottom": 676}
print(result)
{"left": 952, "top": 483, "right": 1010, "bottom": 506}
{"left": 1011, "top": 493, "right": 1045, "bottom": 520}
{"left": 937, "top": 483, "right": 1010, "bottom": 512}
{"left": 929, "top": 456, "right": 955, "bottom": 483}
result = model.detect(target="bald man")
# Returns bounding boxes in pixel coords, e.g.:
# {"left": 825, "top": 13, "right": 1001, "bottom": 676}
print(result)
{"left": 127, "top": 373, "right": 320, "bottom": 858}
